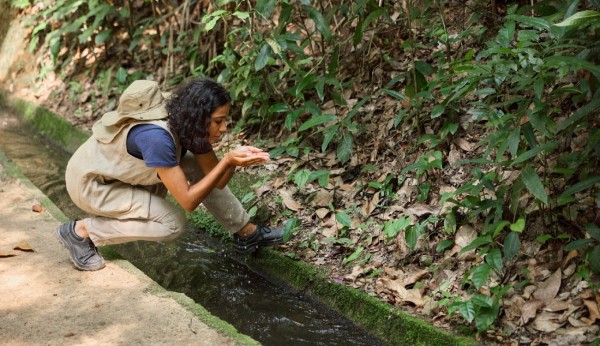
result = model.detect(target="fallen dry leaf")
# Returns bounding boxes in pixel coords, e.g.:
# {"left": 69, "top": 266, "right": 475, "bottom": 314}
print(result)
{"left": 563, "top": 249, "right": 579, "bottom": 268}
{"left": 13, "top": 241, "right": 34, "bottom": 252}
{"left": 282, "top": 196, "right": 303, "bottom": 211}
{"left": 0, "top": 251, "right": 17, "bottom": 258}
{"left": 520, "top": 299, "right": 545, "bottom": 325}
{"left": 533, "top": 269, "right": 562, "bottom": 302}
{"left": 31, "top": 204, "right": 43, "bottom": 212}
{"left": 582, "top": 300, "right": 599, "bottom": 325}
{"left": 315, "top": 208, "right": 330, "bottom": 219}
{"left": 379, "top": 277, "right": 424, "bottom": 307}
{"left": 544, "top": 300, "right": 571, "bottom": 313}
{"left": 360, "top": 193, "right": 379, "bottom": 216}
{"left": 532, "top": 312, "right": 564, "bottom": 332}
{"left": 313, "top": 190, "right": 333, "bottom": 207}
{"left": 403, "top": 268, "right": 429, "bottom": 287}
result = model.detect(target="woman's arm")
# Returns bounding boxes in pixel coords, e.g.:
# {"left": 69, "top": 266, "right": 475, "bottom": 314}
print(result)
{"left": 195, "top": 151, "right": 234, "bottom": 189}
{"left": 156, "top": 147, "right": 269, "bottom": 211}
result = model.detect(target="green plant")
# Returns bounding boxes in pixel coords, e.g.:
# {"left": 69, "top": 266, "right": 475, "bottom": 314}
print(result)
{"left": 564, "top": 223, "right": 600, "bottom": 273}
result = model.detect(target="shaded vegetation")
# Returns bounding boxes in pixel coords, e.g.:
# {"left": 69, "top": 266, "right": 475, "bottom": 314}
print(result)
{"left": 5, "top": 0, "right": 600, "bottom": 342}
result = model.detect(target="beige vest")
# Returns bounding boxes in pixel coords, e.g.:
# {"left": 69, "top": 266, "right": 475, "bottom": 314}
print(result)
{"left": 65, "top": 119, "right": 181, "bottom": 218}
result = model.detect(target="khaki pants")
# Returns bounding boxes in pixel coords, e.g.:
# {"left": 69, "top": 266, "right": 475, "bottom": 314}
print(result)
{"left": 68, "top": 153, "right": 249, "bottom": 246}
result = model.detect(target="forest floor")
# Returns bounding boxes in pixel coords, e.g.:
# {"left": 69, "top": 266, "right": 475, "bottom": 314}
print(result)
{"left": 2, "top": 3, "right": 600, "bottom": 345}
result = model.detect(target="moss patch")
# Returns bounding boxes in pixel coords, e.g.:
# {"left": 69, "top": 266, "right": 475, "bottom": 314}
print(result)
{"left": 7, "top": 98, "right": 90, "bottom": 154}
{"left": 249, "top": 248, "right": 477, "bottom": 346}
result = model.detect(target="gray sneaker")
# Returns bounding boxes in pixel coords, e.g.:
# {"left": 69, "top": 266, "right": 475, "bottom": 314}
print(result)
{"left": 234, "top": 225, "right": 284, "bottom": 254}
{"left": 55, "top": 220, "right": 105, "bottom": 271}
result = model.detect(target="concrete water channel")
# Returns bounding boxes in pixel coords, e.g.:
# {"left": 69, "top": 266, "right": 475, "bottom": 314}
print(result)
{"left": 0, "top": 106, "right": 388, "bottom": 346}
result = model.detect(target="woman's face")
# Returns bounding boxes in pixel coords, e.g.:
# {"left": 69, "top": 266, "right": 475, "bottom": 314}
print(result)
{"left": 208, "top": 103, "right": 230, "bottom": 144}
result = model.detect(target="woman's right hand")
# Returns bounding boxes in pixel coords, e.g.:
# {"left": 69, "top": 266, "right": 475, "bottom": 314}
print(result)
{"left": 225, "top": 146, "right": 270, "bottom": 167}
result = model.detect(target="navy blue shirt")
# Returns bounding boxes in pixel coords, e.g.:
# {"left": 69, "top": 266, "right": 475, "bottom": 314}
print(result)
{"left": 126, "top": 124, "right": 212, "bottom": 168}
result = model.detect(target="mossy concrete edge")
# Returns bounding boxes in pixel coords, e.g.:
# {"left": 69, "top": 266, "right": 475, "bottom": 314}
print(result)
{"left": 0, "top": 94, "right": 257, "bottom": 346}
{"left": 249, "top": 248, "right": 477, "bottom": 346}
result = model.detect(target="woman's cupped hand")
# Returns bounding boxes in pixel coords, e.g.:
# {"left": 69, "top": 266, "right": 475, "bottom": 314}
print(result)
{"left": 225, "top": 146, "right": 270, "bottom": 167}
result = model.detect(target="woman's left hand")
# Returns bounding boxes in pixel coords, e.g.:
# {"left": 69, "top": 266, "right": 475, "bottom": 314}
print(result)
{"left": 226, "top": 146, "right": 270, "bottom": 167}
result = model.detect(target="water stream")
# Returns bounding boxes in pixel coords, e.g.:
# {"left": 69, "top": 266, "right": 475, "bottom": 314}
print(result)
{"left": 0, "top": 107, "right": 386, "bottom": 346}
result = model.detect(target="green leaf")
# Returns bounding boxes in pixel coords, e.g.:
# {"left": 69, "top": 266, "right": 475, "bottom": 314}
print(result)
{"left": 255, "top": 44, "right": 271, "bottom": 71}
{"left": 486, "top": 249, "right": 503, "bottom": 272}
{"left": 405, "top": 225, "right": 418, "bottom": 250}
{"left": 233, "top": 11, "right": 250, "bottom": 20}
{"left": 304, "top": 6, "right": 332, "bottom": 42}
{"left": 255, "top": 0, "right": 276, "bottom": 17}
{"left": 381, "top": 88, "right": 404, "bottom": 100}
{"left": 507, "top": 14, "right": 551, "bottom": 30}
{"left": 94, "top": 29, "right": 112, "bottom": 45}
{"left": 310, "top": 170, "right": 330, "bottom": 187}
{"left": 472, "top": 294, "right": 494, "bottom": 308}
{"left": 321, "top": 125, "right": 339, "bottom": 152}
{"left": 475, "top": 304, "right": 498, "bottom": 331}
{"left": 431, "top": 104, "right": 445, "bottom": 119}
{"left": 204, "top": 16, "right": 220, "bottom": 31}
{"left": 589, "top": 247, "right": 600, "bottom": 273}
{"left": 460, "top": 236, "right": 493, "bottom": 253}
{"left": 283, "top": 218, "right": 300, "bottom": 242}
{"left": 507, "top": 128, "right": 520, "bottom": 158}
{"left": 384, "top": 217, "right": 411, "bottom": 240}
{"left": 510, "top": 142, "right": 559, "bottom": 166}
{"left": 458, "top": 301, "right": 475, "bottom": 323}
{"left": 504, "top": 232, "right": 520, "bottom": 260}
{"left": 586, "top": 224, "right": 600, "bottom": 241}
{"left": 293, "top": 169, "right": 312, "bottom": 188}
{"left": 298, "top": 114, "right": 337, "bottom": 132}
{"left": 554, "top": 10, "right": 600, "bottom": 27}
{"left": 521, "top": 165, "right": 548, "bottom": 204}
{"left": 436, "top": 239, "right": 454, "bottom": 253}
{"left": 557, "top": 96, "right": 600, "bottom": 132}
{"left": 564, "top": 239, "right": 595, "bottom": 251}
{"left": 560, "top": 175, "right": 600, "bottom": 198}
{"left": 471, "top": 263, "right": 492, "bottom": 289}
{"left": 545, "top": 56, "right": 600, "bottom": 77}
{"left": 335, "top": 211, "right": 351, "bottom": 228}
{"left": 336, "top": 132, "right": 353, "bottom": 164}
{"left": 116, "top": 67, "right": 127, "bottom": 84}
{"left": 343, "top": 246, "right": 364, "bottom": 266}
{"left": 510, "top": 218, "right": 525, "bottom": 233}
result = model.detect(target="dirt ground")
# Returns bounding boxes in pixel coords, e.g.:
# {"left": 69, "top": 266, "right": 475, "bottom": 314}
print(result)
{"left": 0, "top": 156, "right": 254, "bottom": 346}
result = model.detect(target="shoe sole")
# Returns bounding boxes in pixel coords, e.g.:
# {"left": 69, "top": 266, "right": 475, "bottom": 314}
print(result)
{"left": 235, "top": 237, "right": 284, "bottom": 255}
{"left": 55, "top": 226, "right": 106, "bottom": 271}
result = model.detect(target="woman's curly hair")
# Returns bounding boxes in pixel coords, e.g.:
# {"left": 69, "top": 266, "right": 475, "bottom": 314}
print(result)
{"left": 166, "top": 78, "right": 231, "bottom": 153}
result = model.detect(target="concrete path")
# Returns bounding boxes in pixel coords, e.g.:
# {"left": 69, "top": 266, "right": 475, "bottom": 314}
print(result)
{"left": 0, "top": 151, "right": 257, "bottom": 346}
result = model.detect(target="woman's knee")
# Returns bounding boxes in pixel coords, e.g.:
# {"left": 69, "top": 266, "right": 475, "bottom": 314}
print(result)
{"left": 160, "top": 208, "right": 187, "bottom": 240}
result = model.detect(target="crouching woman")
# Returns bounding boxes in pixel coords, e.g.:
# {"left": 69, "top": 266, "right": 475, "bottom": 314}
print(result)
{"left": 56, "top": 78, "right": 283, "bottom": 271}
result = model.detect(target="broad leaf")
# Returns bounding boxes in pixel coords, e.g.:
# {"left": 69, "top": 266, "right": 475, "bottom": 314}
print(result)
{"left": 521, "top": 165, "right": 549, "bottom": 204}
{"left": 298, "top": 115, "right": 336, "bottom": 132}
{"left": 589, "top": 247, "right": 600, "bottom": 273}
{"left": 486, "top": 248, "right": 503, "bottom": 272}
{"left": 335, "top": 211, "right": 351, "bottom": 228}
{"left": 554, "top": 10, "right": 600, "bottom": 27}
{"left": 560, "top": 175, "right": 600, "bottom": 198}
{"left": 510, "top": 141, "right": 559, "bottom": 166}
{"left": 336, "top": 132, "right": 353, "bottom": 164}
{"left": 471, "top": 263, "right": 492, "bottom": 289}
{"left": 458, "top": 301, "right": 475, "bottom": 323}
{"left": 504, "top": 232, "right": 520, "bottom": 260}
{"left": 255, "top": 44, "right": 271, "bottom": 71}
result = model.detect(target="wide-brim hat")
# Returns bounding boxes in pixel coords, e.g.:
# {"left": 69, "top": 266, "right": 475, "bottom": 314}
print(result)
{"left": 93, "top": 80, "right": 170, "bottom": 143}
{"left": 101, "top": 80, "right": 169, "bottom": 126}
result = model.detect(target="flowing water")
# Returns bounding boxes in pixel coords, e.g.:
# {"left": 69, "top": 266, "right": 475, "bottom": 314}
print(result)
{"left": 0, "top": 107, "right": 386, "bottom": 346}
